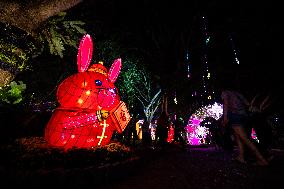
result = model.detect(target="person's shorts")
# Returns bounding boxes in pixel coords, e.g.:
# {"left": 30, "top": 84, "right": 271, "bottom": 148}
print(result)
{"left": 228, "top": 112, "right": 248, "bottom": 126}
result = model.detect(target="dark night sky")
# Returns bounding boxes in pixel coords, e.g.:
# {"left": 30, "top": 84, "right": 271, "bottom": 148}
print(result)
{"left": 69, "top": 0, "right": 283, "bottom": 108}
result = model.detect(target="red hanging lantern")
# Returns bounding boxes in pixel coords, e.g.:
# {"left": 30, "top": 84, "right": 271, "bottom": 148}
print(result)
{"left": 45, "top": 34, "right": 131, "bottom": 149}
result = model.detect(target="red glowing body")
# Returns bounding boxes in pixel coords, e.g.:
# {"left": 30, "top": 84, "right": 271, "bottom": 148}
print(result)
{"left": 45, "top": 34, "right": 130, "bottom": 149}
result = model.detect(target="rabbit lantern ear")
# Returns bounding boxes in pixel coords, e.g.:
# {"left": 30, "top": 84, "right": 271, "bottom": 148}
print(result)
{"left": 108, "top": 58, "right": 122, "bottom": 83}
{"left": 77, "top": 34, "right": 93, "bottom": 72}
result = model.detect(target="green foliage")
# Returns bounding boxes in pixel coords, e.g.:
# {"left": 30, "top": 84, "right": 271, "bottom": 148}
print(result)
{"left": 93, "top": 37, "right": 162, "bottom": 121}
{"left": 0, "top": 40, "right": 33, "bottom": 72}
{"left": 37, "top": 12, "right": 86, "bottom": 58}
{"left": 0, "top": 80, "right": 26, "bottom": 104}
{"left": 0, "top": 11, "right": 86, "bottom": 110}
{"left": 93, "top": 39, "right": 138, "bottom": 106}
{"left": 0, "top": 11, "right": 86, "bottom": 76}
{"left": 93, "top": 39, "right": 122, "bottom": 64}
{"left": 118, "top": 59, "right": 145, "bottom": 103}
{"left": 0, "top": 22, "right": 38, "bottom": 73}
{"left": 118, "top": 57, "right": 162, "bottom": 122}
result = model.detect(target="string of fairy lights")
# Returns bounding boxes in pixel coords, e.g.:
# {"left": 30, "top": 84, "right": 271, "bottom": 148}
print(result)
{"left": 175, "top": 15, "right": 244, "bottom": 145}
{"left": 185, "top": 49, "right": 191, "bottom": 79}
{"left": 184, "top": 15, "right": 242, "bottom": 105}
{"left": 201, "top": 16, "right": 209, "bottom": 96}
{"left": 229, "top": 33, "right": 240, "bottom": 64}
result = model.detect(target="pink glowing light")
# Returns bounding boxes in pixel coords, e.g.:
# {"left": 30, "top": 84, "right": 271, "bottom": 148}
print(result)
{"left": 185, "top": 102, "right": 223, "bottom": 145}
{"left": 45, "top": 34, "right": 129, "bottom": 149}
{"left": 77, "top": 34, "right": 93, "bottom": 72}
{"left": 191, "top": 118, "right": 201, "bottom": 125}
{"left": 108, "top": 58, "right": 122, "bottom": 83}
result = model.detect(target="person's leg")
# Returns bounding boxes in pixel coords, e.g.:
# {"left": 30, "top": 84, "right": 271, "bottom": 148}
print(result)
{"left": 223, "top": 127, "right": 234, "bottom": 152}
{"left": 232, "top": 129, "right": 246, "bottom": 163}
{"left": 254, "top": 118, "right": 273, "bottom": 158}
{"left": 233, "top": 126, "right": 268, "bottom": 165}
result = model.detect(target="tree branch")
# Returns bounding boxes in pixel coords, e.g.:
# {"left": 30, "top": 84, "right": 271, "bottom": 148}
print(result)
{"left": 0, "top": 0, "right": 83, "bottom": 34}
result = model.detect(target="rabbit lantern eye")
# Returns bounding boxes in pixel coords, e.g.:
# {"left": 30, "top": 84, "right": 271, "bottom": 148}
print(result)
{"left": 95, "top": 80, "right": 102, "bottom": 86}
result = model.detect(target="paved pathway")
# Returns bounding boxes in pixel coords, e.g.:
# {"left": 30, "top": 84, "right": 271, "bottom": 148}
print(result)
{"left": 102, "top": 145, "right": 284, "bottom": 189}
{"left": 2, "top": 144, "right": 283, "bottom": 189}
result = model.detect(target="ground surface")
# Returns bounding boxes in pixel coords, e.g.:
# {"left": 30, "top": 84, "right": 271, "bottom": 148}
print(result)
{"left": 1, "top": 143, "right": 283, "bottom": 189}
{"left": 103, "top": 145, "right": 284, "bottom": 189}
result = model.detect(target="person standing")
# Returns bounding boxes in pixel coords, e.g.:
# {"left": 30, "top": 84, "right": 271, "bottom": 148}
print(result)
{"left": 155, "top": 111, "right": 170, "bottom": 150}
{"left": 221, "top": 79, "right": 269, "bottom": 166}
{"left": 172, "top": 114, "right": 187, "bottom": 149}
{"left": 125, "top": 114, "right": 139, "bottom": 147}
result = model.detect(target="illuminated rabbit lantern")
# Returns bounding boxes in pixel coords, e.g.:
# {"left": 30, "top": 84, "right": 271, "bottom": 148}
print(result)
{"left": 45, "top": 34, "right": 131, "bottom": 149}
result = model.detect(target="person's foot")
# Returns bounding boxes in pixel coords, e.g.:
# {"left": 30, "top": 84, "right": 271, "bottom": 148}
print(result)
{"left": 267, "top": 155, "right": 274, "bottom": 162}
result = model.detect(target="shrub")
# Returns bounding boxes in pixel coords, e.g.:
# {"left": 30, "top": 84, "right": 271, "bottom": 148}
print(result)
{"left": 0, "top": 137, "right": 135, "bottom": 170}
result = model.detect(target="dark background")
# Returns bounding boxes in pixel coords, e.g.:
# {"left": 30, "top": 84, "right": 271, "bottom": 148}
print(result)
{"left": 66, "top": 0, "right": 283, "bottom": 111}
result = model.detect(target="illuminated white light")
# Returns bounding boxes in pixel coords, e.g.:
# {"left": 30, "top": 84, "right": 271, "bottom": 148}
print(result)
{"left": 97, "top": 120, "right": 109, "bottom": 145}
{"left": 78, "top": 98, "right": 83, "bottom": 104}
{"left": 108, "top": 88, "right": 115, "bottom": 93}
{"left": 174, "top": 97, "right": 178, "bottom": 104}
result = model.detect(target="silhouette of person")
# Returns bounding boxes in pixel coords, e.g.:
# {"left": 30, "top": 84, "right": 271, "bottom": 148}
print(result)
{"left": 202, "top": 117, "right": 224, "bottom": 150}
{"left": 172, "top": 114, "right": 186, "bottom": 149}
{"left": 125, "top": 114, "right": 139, "bottom": 147}
{"left": 221, "top": 78, "right": 269, "bottom": 166}
{"left": 155, "top": 111, "right": 170, "bottom": 150}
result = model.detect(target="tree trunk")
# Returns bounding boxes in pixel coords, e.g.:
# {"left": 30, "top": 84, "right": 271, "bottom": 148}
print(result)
{"left": 0, "top": 0, "right": 83, "bottom": 35}
{"left": 0, "top": 0, "right": 83, "bottom": 86}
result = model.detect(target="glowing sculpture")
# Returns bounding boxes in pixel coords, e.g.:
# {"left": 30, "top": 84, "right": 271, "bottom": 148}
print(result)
{"left": 186, "top": 102, "right": 223, "bottom": 145}
{"left": 167, "top": 124, "right": 174, "bottom": 143}
{"left": 186, "top": 114, "right": 208, "bottom": 145}
{"left": 45, "top": 34, "right": 131, "bottom": 149}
